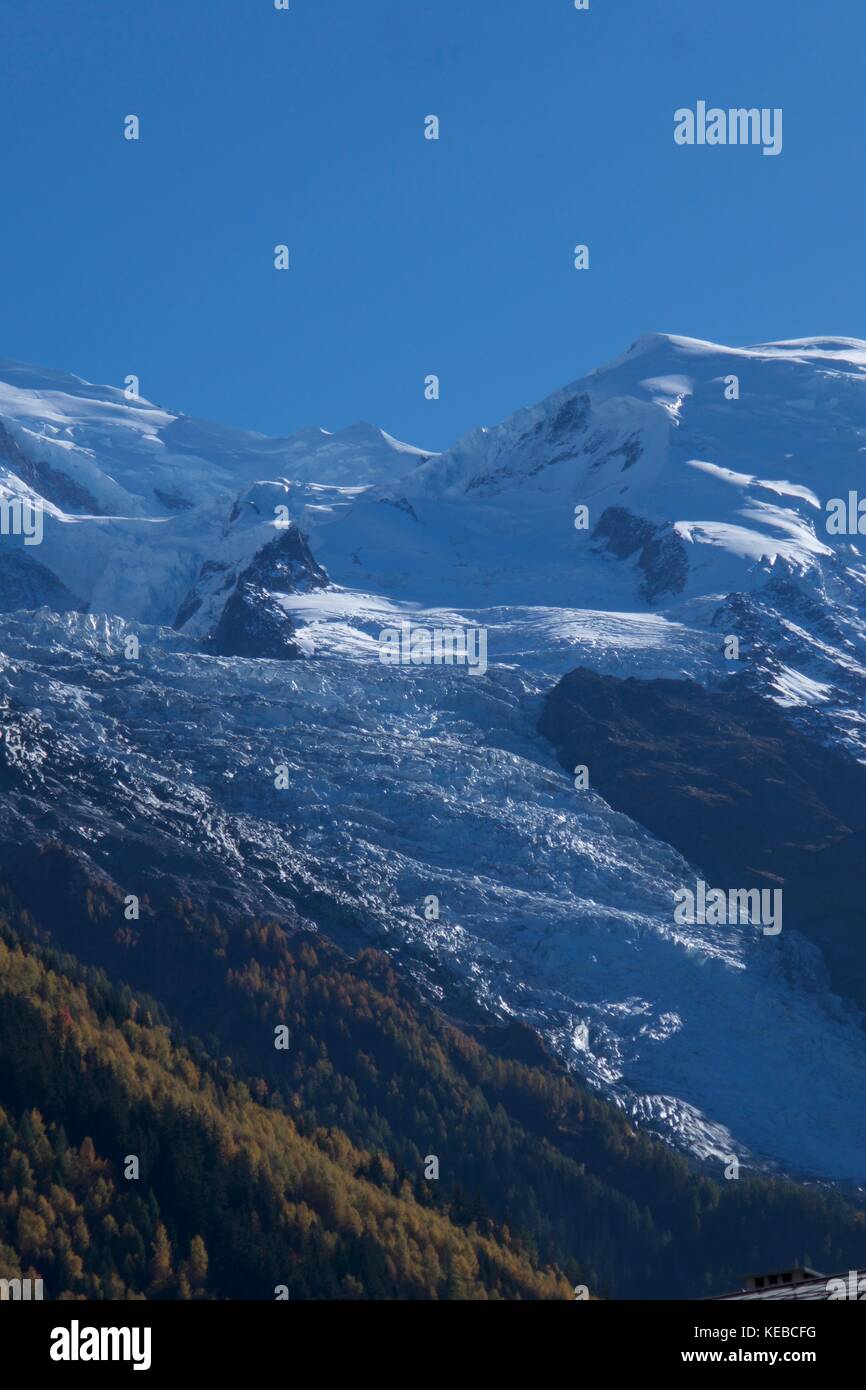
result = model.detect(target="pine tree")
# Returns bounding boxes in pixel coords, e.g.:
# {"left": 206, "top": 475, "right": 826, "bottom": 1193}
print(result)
{"left": 148, "top": 1222, "right": 173, "bottom": 1298}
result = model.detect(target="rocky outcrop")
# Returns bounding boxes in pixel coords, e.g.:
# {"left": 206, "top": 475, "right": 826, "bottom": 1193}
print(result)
{"left": 208, "top": 526, "right": 328, "bottom": 659}
{"left": 0, "top": 418, "right": 100, "bottom": 514}
{"left": 592, "top": 506, "right": 688, "bottom": 602}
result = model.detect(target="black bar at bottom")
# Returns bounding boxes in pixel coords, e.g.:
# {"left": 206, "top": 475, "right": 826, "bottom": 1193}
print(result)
{"left": 1, "top": 1296, "right": 859, "bottom": 1376}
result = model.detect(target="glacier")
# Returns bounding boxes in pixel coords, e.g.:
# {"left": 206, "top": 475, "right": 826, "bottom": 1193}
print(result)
{"left": 2, "top": 332, "right": 866, "bottom": 1182}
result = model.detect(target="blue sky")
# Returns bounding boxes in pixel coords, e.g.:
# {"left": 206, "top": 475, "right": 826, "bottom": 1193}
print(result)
{"left": 2, "top": 0, "right": 864, "bottom": 451}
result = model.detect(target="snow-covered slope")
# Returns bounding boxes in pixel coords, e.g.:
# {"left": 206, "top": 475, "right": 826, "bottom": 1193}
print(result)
{"left": 307, "top": 332, "right": 864, "bottom": 604}
{"left": 3, "top": 336, "right": 866, "bottom": 1182}
{"left": 0, "top": 358, "right": 433, "bottom": 625}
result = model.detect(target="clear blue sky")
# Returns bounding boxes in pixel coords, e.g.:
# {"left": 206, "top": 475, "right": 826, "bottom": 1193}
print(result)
{"left": 2, "top": 0, "right": 863, "bottom": 452}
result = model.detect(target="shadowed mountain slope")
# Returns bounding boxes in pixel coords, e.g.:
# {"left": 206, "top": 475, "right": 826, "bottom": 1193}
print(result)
{"left": 539, "top": 668, "right": 866, "bottom": 1015}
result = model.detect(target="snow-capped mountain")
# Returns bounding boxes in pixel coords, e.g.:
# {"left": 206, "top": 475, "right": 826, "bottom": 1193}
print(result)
{"left": 0, "top": 359, "right": 433, "bottom": 627}
{"left": 296, "top": 332, "right": 866, "bottom": 755}
{"left": 2, "top": 334, "right": 866, "bottom": 1182}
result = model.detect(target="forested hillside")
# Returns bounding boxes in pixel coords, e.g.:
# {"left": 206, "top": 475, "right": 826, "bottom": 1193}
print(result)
{"left": 0, "top": 854, "right": 863, "bottom": 1299}
{"left": 0, "top": 929, "right": 572, "bottom": 1300}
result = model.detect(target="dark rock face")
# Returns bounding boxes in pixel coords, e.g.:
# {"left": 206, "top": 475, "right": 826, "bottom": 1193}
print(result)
{"left": 585, "top": 429, "right": 643, "bottom": 472}
{"left": 209, "top": 526, "right": 328, "bottom": 659}
{"left": 0, "top": 550, "right": 85, "bottom": 613}
{"left": 539, "top": 667, "right": 866, "bottom": 1014}
{"left": 709, "top": 571, "right": 866, "bottom": 752}
{"left": 0, "top": 419, "right": 100, "bottom": 514}
{"left": 550, "top": 394, "right": 591, "bottom": 441}
{"left": 211, "top": 583, "right": 305, "bottom": 660}
{"left": 173, "top": 590, "right": 203, "bottom": 629}
{"left": 592, "top": 506, "right": 688, "bottom": 602}
{"left": 377, "top": 495, "right": 418, "bottom": 521}
{"left": 154, "top": 487, "right": 194, "bottom": 512}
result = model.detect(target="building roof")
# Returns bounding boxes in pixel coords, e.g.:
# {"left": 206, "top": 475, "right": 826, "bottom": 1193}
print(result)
{"left": 714, "top": 1268, "right": 865, "bottom": 1301}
